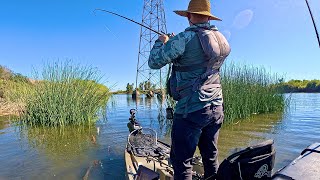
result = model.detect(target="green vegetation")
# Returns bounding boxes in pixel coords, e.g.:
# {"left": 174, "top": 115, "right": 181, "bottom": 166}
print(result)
{"left": 112, "top": 90, "right": 127, "bottom": 94}
{"left": 114, "top": 81, "right": 158, "bottom": 95}
{"left": 0, "top": 65, "right": 31, "bottom": 116}
{"left": 3, "top": 62, "right": 110, "bottom": 127}
{"left": 276, "top": 79, "right": 320, "bottom": 93}
{"left": 23, "top": 62, "right": 109, "bottom": 126}
{"left": 0, "top": 66, "right": 29, "bottom": 83}
{"left": 221, "top": 63, "right": 286, "bottom": 123}
{"left": 0, "top": 66, "right": 11, "bottom": 80}
{"left": 126, "top": 83, "right": 134, "bottom": 94}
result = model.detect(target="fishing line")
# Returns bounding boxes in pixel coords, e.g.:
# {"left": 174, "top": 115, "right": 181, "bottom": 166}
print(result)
{"left": 105, "top": 26, "right": 119, "bottom": 39}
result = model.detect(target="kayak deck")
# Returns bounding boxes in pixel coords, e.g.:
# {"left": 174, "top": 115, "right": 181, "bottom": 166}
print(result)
{"left": 272, "top": 143, "right": 320, "bottom": 180}
{"left": 125, "top": 129, "right": 204, "bottom": 180}
{"left": 125, "top": 139, "right": 174, "bottom": 180}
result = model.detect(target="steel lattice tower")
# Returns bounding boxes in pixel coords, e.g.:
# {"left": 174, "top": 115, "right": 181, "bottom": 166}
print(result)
{"left": 135, "top": 0, "right": 168, "bottom": 92}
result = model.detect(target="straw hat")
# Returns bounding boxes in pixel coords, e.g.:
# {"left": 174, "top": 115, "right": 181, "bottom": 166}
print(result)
{"left": 174, "top": 0, "right": 221, "bottom": 21}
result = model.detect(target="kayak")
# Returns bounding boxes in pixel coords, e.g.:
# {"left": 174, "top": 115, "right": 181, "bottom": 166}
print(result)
{"left": 125, "top": 109, "right": 204, "bottom": 180}
{"left": 272, "top": 142, "right": 320, "bottom": 180}
{"left": 125, "top": 109, "right": 320, "bottom": 179}
{"left": 125, "top": 128, "right": 320, "bottom": 180}
{"left": 125, "top": 128, "right": 204, "bottom": 180}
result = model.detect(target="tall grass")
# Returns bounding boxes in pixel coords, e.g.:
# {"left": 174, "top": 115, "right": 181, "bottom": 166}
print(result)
{"left": 221, "top": 62, "right": 286, "bottom": 123}
{"left": 19, "top": 61, "right": 110, "bottom": 127}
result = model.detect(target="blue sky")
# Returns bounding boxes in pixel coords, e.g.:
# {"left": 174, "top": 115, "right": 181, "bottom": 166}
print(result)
{"left": 0, "top": 0, "right": 319, "bottom": 90}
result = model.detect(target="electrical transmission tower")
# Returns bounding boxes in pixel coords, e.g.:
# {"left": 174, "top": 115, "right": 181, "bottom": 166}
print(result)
{"left": 135, "top": 0, "right": 168, "bottom": 94}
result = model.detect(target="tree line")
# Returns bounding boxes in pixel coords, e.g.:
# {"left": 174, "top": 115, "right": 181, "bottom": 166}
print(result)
{"left": 125, "top": 81, "right": 157, "bottom": 94}
{"left": 276, "top": 79, "right": 320, "bottom": 93}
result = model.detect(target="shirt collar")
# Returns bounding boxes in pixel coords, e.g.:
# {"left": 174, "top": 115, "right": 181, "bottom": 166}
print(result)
{"left": 185, "top": 22, "right": 218, "bottom": 31}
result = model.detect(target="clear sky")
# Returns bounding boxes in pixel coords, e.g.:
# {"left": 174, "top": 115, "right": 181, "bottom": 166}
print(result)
{"left": 0, "top": 0, "right": 319, "bottom": 90}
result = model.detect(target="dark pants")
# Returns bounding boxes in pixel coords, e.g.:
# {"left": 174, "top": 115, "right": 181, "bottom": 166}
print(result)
{"left": 170, "top": 105, "right": 224, "bottom": 180}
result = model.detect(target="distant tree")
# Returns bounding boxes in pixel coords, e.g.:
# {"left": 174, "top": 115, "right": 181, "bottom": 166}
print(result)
{"left": 277, "top": 79, "right": 320, "bottom": 93}
{"left": 306, "top": 80, "right": 320, "bottom": 92}
{"left": 126, "top": 83, "right": 134, "bottom": 93}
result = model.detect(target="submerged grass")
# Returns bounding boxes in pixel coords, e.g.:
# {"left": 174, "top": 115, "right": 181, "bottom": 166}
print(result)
{"left": 221, "top": 62, "right": 286, "bottom": 124}
{"left": 8, "top": 61, "right": 110, "bottom": 127}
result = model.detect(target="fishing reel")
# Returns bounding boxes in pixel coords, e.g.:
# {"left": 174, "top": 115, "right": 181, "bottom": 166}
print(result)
{"left": 128, "top": 109, "right": 141, "bottom": 133}
{"left": 129, "top": 109, "right": 136, "bottom": 121}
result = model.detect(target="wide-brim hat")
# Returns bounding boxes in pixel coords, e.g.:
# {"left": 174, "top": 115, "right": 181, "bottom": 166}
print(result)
{"left": 174, "top": 0, "right": 221, "bottom": 21}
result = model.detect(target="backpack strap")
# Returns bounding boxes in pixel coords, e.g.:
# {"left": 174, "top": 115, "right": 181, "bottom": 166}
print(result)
{"left": 173, "top": 61, "right": 208, "bottom": 72}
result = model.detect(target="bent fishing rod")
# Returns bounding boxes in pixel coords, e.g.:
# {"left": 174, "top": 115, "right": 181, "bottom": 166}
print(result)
{"left": 94, "top": 9, "right": 164, "bottom": 35}
{"left": 305, "top": 0, "right": 320, "bottom": 48}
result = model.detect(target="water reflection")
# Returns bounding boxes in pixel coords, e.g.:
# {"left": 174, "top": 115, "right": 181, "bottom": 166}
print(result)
{"left": 21, "top": 125, "right": 99, "bottom": 162}
{"left": 144, "top": 96, "right": 152, "bottom": 109}
{"left": 0, "top": 117, "right": 9, "bottom": 130}
{"left": 0, "top": 116, "right": 11, "bottom": 135}
{"left": 130, "top": 95, "right": 143, "bottom": 109}
{"left": 157, "top": 107, "right": 172, "bottom": 139}
{"left": 218, "top": 113, "right": 283, "bottom": 159}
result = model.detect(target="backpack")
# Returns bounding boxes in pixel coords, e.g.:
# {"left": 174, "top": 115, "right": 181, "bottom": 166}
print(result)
{"left": 217, "top": 140, "right": 275, "bottom": 180}
{"left": 166, "top": 27, "right": 230, "bottom": 102}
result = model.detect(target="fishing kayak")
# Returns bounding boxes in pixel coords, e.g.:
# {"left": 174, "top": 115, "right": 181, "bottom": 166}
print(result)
{"left": 125, "top": 128, "right": 204, "bottom": 180}
{"left": 125, "top": 109, "right": 204, "bottom": 179}
{"left": 125, "top": 109, "right": 320, "bottom": 179}
{"left": 272, "top": 142, "right": 320, "bottom": 180}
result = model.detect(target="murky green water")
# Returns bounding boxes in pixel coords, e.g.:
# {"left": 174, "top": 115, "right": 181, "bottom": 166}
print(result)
{"left": 0, "top": 93, "right": 319, "bottom": 179}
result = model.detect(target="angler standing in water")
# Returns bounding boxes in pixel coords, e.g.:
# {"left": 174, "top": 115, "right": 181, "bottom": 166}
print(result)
{"left": 148, "top": 0, "right": 230, "bottom": 179}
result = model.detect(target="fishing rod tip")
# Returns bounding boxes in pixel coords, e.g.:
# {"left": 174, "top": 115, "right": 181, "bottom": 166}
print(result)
{"left": 93, "top": 8, "right": 101, "bottom": 16}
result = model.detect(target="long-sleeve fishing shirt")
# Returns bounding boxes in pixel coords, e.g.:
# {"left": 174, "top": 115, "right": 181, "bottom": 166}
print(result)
{"left": 148, "top": 23, "right": 224, "bottom": 114}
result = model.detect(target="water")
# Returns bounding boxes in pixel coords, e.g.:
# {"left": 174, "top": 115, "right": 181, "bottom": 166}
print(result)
{"left": 0, "top": 93, "right": 320, "bottom": 179}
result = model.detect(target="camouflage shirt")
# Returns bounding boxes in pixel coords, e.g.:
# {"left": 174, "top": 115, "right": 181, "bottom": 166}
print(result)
{"left": 148, "top": 23, "right": 223, "bottom": 114}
